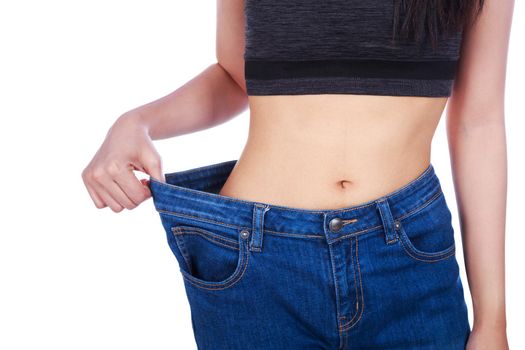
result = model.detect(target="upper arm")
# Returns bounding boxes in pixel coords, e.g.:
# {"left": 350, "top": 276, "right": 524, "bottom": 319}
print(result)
{"left": 447, "top": 0, "right": 515, "bottom": 124}
{"left": 216, "top": 0, "right": 246, "bottom": 93}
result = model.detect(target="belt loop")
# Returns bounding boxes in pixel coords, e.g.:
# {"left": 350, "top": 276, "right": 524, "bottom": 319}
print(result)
{"left": 376, "top": 198, "right": 398, "bottom": 244}
{"left": 250, "top": 203, "right": 270, "bottom": 252}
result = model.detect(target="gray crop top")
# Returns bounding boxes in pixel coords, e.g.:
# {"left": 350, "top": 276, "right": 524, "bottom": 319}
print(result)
{"left": 243, "top": 0, "right": 464, "bottom": 97}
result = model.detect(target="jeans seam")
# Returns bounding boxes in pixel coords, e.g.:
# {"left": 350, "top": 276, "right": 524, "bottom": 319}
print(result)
{"left": 396, "top": 189, "right": 443, "bottom": 223}
{"left": 329, "top": 225, "right": 384, "bottom": 243}
{"left": 158, "top": 187, "right": 444, "bottom": 244}
{"left": 171, "top": 226, "right": 239, "bottom": 250}
{"left": 173, "top": 232, "right": 192, "bottom": 274}
{"left": 398, "top": 236, "right": 456, "bottom": 262}
{"left": 398, "top": 225, "right": 456, "bottom": 257}
{"left": 340, "top": 236, "right": 364, "bottom": 331}
{"left": 159, "top": 210, "right": 241, "bottom": 230}
{"left": 181, "top": 239, "right": 250, "bottom": 290}
{"left": 338, "top": 237, "right": 359, "bottom": 330}
{"left": 155, "top": 162, "right": 434, "bottom": 216}
{"left": 327, "top": 241, "right": 344, "bottom": 347}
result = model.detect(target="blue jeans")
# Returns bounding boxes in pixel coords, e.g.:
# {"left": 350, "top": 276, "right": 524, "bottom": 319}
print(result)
{"left": 148, "top": 159, "right": 471, "bottom": 349}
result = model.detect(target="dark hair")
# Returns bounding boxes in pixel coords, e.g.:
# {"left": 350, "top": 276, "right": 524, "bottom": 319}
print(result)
{"left": 391, "top": 0, "right": 485, "bottom": 49}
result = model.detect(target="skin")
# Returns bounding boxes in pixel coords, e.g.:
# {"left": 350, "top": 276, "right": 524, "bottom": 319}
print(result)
{"left": 82, "top": 0, "right": 514, "bottom": 348}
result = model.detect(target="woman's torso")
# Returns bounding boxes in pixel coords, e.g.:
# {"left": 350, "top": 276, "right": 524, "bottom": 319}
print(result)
{"left": 219, "top": 95, "right": 448, "bottom": 210}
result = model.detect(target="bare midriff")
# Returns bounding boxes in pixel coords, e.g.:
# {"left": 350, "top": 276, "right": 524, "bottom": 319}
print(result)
{"left": 218, "top": 94, "right": 448, "bottom": 210}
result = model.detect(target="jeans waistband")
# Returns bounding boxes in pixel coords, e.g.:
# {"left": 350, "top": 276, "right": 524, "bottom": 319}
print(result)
{"left": 148, "top": 159, "right": 443, "bottom": 240}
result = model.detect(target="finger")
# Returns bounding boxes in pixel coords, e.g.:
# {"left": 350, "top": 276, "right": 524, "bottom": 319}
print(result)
{"left": 112, "top": 164, "right": 151, "bottom": 205}
{"left": 139, "top": 178, "right": 152, "bottom": 196}
{"left": 128, "top": 161, "right": 153, "bottom": 193}
{"left": 94, "top": 161, "right": 143, "bottom": 210}
{"left": 82, "top": 173, "right": 107, "bottom": 209}
{"left": 90, "top": 181, "right": 124, "bottom": 212}
{"left": 85, "top": 183, "right": 107, "bottom": 209}
{"left": 100, "top": 176, "right": 139, "bottom": 210}
{"left": 141, "top": 152, "right": 165, "bottom": 183}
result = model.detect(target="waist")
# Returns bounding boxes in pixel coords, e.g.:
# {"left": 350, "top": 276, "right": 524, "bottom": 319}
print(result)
{"left": 221, "top": 95, "right": 444, "bottom": 209}
{"left": 219, "top": 151, "right": 432, "bottom": 210}
{"left": 148, "top": 158, "right": 444, "bottom": 240}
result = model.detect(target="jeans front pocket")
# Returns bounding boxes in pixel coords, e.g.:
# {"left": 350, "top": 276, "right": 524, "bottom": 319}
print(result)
{"left": 172, "top": 225, "right": 250, "bottom": 290}
{"left": 395, "top": 190, "right": 456, "bottom": 263}
{"left": 159, "top": 212, "right": 251, "bottom": 291}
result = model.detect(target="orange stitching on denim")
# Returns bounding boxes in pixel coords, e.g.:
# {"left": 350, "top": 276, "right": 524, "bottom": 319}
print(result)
{"left": 152, "top": 177, "right": 329, "bottom": 213}
{"left": 400, "top": 232, "right": 455, "bottom": 257}
{"left": 331, "top": 225, "right": 383, "bottom": 243}
{"left": 153, "top": 163, "right": 433, "bottom": 218}
{"left": 377, "top": 198, "right": 397, "bottom": 244}
{"left": 250, "top": 204, "right": 268, "bottom": 252}
{"left": 397, "top": 225, "right": 456, "bottom": 258}
{"left": 181, "top": 238, "right": 250, "bottom": 290}
{"left": 160, "top": 209, "right": 239, "bottom": 230}
{"left": 162, "top": 211, "right": 380, "bottom": 241}
{"left": 256, "top": 206, "right": 267, "bottom": 251}
{"left": 251, "top": 205, "right": 257, "bottom": 250}
{"left": 340, "top": 236, "right": 359, "bottom": 328}
{"left": 173, "top": 230, "right": 193, "bottom": 274}
{"left": 340, "top": 236, "right": 364, "bottom": 331}
{"left": 395, "top": 190, "right": 443, "bottom": 223}
{"left": 175, "top": 231, "right": 239, "bottom": 251}
{"left": 161, "top": 210, "right": 328, "bottom": 239}
{"left": 351, "top": 236, "right": 359, "bottom": 321}
{"left": 263, "top": 231, "right": 325, "bottom": 239}
{"left": 398, "top": 236, "right": 456, "bottom": 263}
{"left": 338, "top": 326, "right": 343, "bottom": 350}
{"left": 171, "top": 226, "right": 239, "bottom": 249}
{"left": 172, "top": 226, "right": 238, "bottom": 245}
{"left": 374, "top": 164, "right": 433, "bottom": 200}
{"left": 329, "top": 165, "right": 432, "bottom": 216}
{"left": 159, "top": 188, "right": 443, "bottom": 243}
{"left": 327, "top": 242, "right": 344, "bottom": 331}
{"left": 327, "top": 164, "right": 435, "bottom": 218}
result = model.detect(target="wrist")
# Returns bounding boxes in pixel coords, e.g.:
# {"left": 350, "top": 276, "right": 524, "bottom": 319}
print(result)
{"left": 115, "top": 110, "right": 150, "bottom": 135}
{"left": 472, "top": 315, "right": 507, "bottom": 332}
{"left": 472, "top": 297, "right": 507, "bottom": 329}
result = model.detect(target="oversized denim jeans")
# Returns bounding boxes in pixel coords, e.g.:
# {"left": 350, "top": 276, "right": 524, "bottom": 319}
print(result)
{"left": 148, "top": 159, "right": 470, "bottom": 350}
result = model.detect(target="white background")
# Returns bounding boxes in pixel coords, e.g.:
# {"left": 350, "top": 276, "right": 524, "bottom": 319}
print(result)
{"left": 0, "top": 1, "right": 522, "bottom": 349}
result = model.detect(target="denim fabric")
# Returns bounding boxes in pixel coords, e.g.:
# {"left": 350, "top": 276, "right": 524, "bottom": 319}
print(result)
{"left": 148, "top": 159, "right": 470, "bottom": 350}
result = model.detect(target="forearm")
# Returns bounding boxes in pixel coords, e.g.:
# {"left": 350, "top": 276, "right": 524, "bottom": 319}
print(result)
{"left": 123, "top": 62, "right": 248, "bottom": 140}
{"left": 446, "top": 117, "right": 508, "bottom": 330}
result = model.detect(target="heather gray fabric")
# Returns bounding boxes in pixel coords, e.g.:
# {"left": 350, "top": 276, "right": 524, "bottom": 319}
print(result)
{"left": 243, "top": 0, "right": 464, "bottom": 97}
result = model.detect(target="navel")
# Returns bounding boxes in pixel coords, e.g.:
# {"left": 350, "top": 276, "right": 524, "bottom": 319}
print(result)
{"left": 338, "top": 179, "right": 353, "bottom": 189}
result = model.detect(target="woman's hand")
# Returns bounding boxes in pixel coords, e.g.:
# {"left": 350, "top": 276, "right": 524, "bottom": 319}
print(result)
{"left": 466, "top": 326, "right": 509, "bottom": 350}
{"left": 81, "top": 113, "right": 165, "bottom": 212}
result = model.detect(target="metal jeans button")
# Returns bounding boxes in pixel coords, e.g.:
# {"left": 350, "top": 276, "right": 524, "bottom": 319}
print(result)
{"left": 240, "top": 229, "right": 250, "bottom": 239}
{"left": 329, "top": 217, "right": 343, "bottom": 232}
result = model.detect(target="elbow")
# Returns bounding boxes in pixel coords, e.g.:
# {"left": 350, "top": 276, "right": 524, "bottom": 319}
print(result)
{"left": 216, "top": 59, "right": 247, "bottom": 96}
{"left": 446, "top": 91, "right": 506, "bottom": 130}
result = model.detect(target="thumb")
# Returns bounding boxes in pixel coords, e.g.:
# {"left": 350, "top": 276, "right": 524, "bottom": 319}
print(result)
{"left": 141, "top": 152, "right": 165, "bottom": 183}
